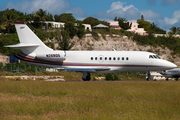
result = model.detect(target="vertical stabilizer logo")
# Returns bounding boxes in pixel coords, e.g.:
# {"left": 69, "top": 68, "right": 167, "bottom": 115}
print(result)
{"left": 20, "top": 27, "right": 25, "bottom": 29}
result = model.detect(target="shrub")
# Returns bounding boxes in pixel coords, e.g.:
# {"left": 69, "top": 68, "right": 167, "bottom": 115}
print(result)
{"left": 113, "top": 74, "right": 119, "bottom": 80}
{"left": 105, "top": 73, "right": 114, "bottom": 81}
{"left": 92, "top": 31, "right": 99, "bottom": 40}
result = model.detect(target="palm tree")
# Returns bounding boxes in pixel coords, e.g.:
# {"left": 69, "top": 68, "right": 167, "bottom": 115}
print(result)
{"left": 33, "top": 9, "right": 47, "bottom": 28}
{"left": 3, "top": 14, "right": 14, "bottom": 33}
{"left": 58, "top": 29, "right": 74, "bottom": 50}
{"left": 169, "top": 27, "right": 180, "bottom": 34}
{"left": 3, "top": 10, "right": 18, "bottom": 33}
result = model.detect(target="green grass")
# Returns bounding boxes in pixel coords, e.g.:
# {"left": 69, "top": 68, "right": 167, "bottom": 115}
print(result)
{"left": 0, "top": 81, "right": 179, "bottom": 119}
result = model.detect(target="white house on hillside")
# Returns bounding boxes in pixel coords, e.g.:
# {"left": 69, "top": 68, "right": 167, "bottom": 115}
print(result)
{"left": 83, "top": 24, "right": 92, "bottom": 31}
{"left": 128, "top": 22, "right": 147, "bottom": 35}
{"left": 75, "top": 23, "right": 92, "bottom": 31}
{"left": 130, "top": 22, "right": 138, "bottom": 30}
{"left": 109, "top": 21, "right": 147, "bottom": 35}
{"left": 29, "top": 21, "right": 65, "bottom": 29}
{"left": 31, "top": 21, "right": 92, "bottom": 31}
{"left": 44, "top": 21, "right": 65, "bottom": 28}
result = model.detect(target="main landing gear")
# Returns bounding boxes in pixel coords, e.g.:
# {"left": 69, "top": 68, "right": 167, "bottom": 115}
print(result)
{"left": 82, "top": 72, "right": 91, "bottom": 81}
{"left": 146, "top": 71, "right": 151, "bottom": 81}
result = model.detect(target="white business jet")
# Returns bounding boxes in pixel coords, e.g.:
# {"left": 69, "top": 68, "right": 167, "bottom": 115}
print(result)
{"left": 5, "top": 22, "right": 177, "bottom": 81}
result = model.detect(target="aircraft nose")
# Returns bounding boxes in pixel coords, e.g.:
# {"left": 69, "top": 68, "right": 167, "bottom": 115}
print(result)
{"left": 166, "top": 61, "right": 177, "bottom": 69}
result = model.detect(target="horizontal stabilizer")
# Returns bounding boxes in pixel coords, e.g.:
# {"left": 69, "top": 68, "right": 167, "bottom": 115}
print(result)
{"left": 5, "top": 43, "right": 39, "bottom": 49}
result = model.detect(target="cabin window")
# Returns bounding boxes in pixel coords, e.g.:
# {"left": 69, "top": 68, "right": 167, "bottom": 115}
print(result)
{"left": 109, "top": 57, "right": 111, "bottom": 60}
{"left": 95, "top": 57, "right": 97, "bottom": 60}
{"left": 126, "top": 57, "right": 129, "bottom": 60}
{"left": 113, "top": 57, "right": 116, "bottom": 60}
{"left": 117, "top": 57, "right": 120, "bottom": 60}
{"left": 122, "top": 57, "right": 124, "bottom": 60}
{"left": 105, "top": 57, "right": 107, "bottom": 60}
{"left": 91, "top": 57, "right": 93, "bottom": 60}
{"left": 100, "top": 57, "right": 102, "bottom": 60}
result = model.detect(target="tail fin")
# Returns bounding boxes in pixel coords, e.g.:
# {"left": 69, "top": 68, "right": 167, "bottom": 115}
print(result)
{"left": 5, "top": 22, "right": 53, "bottom": 55}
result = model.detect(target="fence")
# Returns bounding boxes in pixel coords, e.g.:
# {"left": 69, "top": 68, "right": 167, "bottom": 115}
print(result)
{"left": 0, "top": 64, "right": 45, "bottom": 73}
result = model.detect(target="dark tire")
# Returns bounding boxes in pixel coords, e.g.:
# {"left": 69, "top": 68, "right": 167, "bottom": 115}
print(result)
{"left": 82, "top": 76, "right": 91, "bottom": 81}
{"left": 82, "top": 73, "right": 91, "bottom": 81}
{"left": 82, "top": 77, "right": 91, "bottom": 81}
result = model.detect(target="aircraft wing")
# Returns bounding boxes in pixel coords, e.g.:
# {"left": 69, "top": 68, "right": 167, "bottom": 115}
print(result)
{"left": 64, "top": 68, "right": 110, "bottom": 72}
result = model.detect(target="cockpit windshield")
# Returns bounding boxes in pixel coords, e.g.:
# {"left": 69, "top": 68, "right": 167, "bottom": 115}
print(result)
{"left": 156, "top": 55, "right": 161, "bottom": 59}
{"left": 149, "top": 55, "right": 161, "bottom": 59}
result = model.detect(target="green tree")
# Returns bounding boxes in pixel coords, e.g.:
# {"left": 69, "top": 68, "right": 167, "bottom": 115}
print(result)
{"left": 105, "top": 73, "right": 119, "bottom": 81}
{"left": 105, "top": 73, "right": 113, "bottom": 81}
{"left": 24, "top": 13, "right": 33, "bottom": 22}
{"left": 150, "top": 22, "right": 166, "bottom": 34}
{"left": 76, "top": 20, "right": 85, "bottom": 38}
{"left": 1, "top": 9, "right": 21, "bottom": 33}
{"left": 54, "top": 14, "right": 59, "bottom": 22}
{"left": 168, "top": 27, "right": 180, "bottom": 35}
{"left": 82, "top": 17, "right": 109, "bottom": 27}
{"left": 138, "top": 16, "right": 165, "bottom": 34}
{"left": 54, "top": 13, "right": 76, "bottom": 23}
{"left": 33, "top": 8, "right": 47, "bottom": 27}
{"left": 46, "top": 12, "right": 54, "bottom": 21}
{"left": 137, "top": 19, "right": 151, "bottom": 32}
{"left": 58, "top": 29, "right": 74, "bottom": 50}
{"left": 114, "top": 17, "right": 131, "bottom": 30}
{"left": 141, "top": 15, "right": 144, "bottom": 20}
{"left": 83, "top": 17, "right": 100, "bottom": 27}
{"left": 114, "top": 16, "right": 118, "bottom": 21}
{"left": 65, "top": 21, "right": 77, "bottom": 37}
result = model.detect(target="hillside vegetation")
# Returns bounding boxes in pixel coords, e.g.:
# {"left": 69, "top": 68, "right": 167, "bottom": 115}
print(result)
{"left": 133, "top": 33, "right": 180, "bottom": 56}
{"left": 0, "top": 8, "right": 179, "bottom": 56}
{"left": 1, "top": 29, "right": 180, "bottom": 57}
{"left": 0, "top": 33, "right": 20, "bottom": 56}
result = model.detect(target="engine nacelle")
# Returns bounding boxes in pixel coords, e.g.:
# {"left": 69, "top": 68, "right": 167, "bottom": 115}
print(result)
{"left": 36, "top": 51, "right": 65, "bottom": 62}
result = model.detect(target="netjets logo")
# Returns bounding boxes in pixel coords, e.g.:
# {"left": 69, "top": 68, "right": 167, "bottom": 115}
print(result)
{"left": 46, "top": 54, "right": 60, "bottom": 57}
{"left": 20, "top": 27, "right": 25, "bottom": 29}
